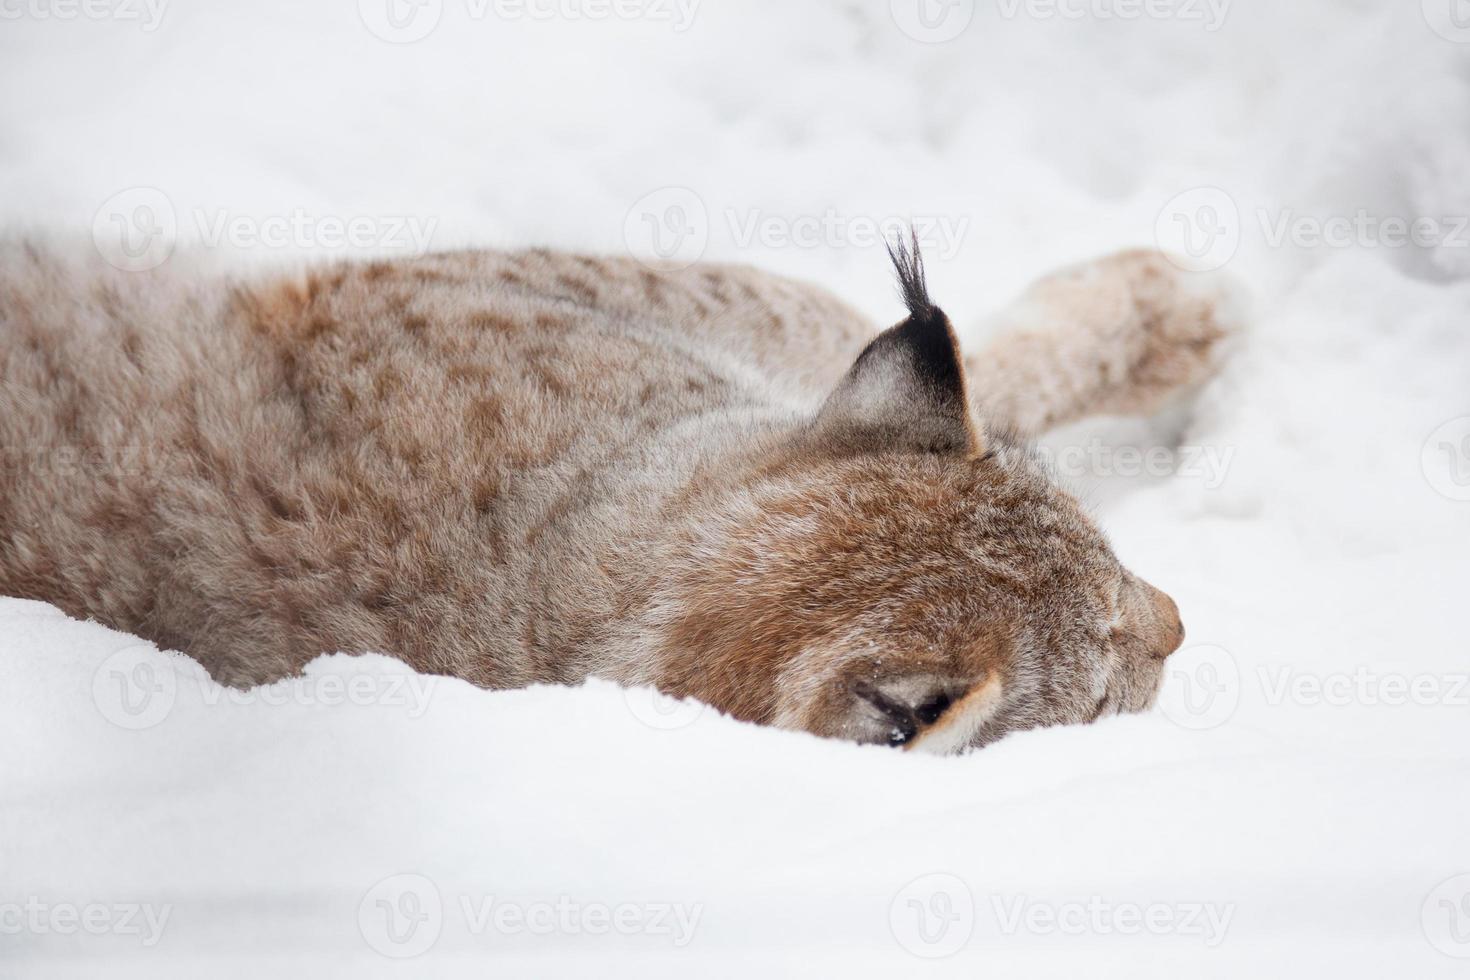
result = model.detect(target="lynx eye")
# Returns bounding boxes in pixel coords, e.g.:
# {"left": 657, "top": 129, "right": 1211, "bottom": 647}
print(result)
{"left": 913, "top": 691, "right": 954, "bottom": 726}
{"left": 851, "top": 681, "right": 959, "bottom": 747}
{"left": 851, "top": 680, "right": 921, "bottom": 745}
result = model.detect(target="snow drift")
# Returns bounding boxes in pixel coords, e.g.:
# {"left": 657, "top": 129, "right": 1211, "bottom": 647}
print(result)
{"left": 2, "top": 1, "right": 1469, "bottom": 975}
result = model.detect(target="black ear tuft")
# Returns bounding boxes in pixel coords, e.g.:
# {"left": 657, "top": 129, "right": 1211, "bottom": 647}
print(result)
{"left": 887, "top": 228, "right": 934, "bottom": 320}
{"left": 878, "top": 232, "right": 964, "bottom": 405}
{"left": 813, "top": 234, "right": 981, "bottom": 456}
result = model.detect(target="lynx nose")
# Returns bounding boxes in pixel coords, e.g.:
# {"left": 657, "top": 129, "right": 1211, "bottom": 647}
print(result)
{"left": 1124, "top": 574, "right": 1184, "bottom": 660}
{"left": 1163, "top": 611, "right": 1185, "bottom": 657}
{"left": 1150, "top": 587, "right": 1185, "bottom": 659}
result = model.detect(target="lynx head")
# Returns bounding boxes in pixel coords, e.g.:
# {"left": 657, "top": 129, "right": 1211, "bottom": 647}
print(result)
{"left": 639, "top": 239, "right": 1184, "bottom": 753}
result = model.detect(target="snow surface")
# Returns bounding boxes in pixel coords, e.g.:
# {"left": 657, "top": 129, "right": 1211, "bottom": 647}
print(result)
{"left": 2, "top": 1, "right": 1469, "bottom": 976}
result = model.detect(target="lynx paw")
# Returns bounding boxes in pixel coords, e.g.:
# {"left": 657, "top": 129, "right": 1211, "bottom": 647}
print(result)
{"left": 976, "top": 249, "right": 1247, "bottom": 434}
{"left": 1078, "top": 249, "right": 1246, "bottom": 418}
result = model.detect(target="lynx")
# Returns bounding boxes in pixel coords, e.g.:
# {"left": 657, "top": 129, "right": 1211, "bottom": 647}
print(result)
{"left": 0, "top": 237, "right": 1234, "bottom": 752}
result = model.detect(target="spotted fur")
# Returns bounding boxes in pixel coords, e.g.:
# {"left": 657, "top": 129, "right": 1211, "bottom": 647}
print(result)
{"left": 0, "top": 239, "right": 1231, "bottom": 751}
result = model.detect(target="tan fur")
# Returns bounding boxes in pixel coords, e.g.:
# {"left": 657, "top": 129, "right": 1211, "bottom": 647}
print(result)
{"left": 907, "top": 673, "right": 1006, "bottom": 756}
{"left": 970, "top": 249, "right": 1236, "bottom": 435}
{"left": 0, "top": 239, "right": 1231, "bottom": 751}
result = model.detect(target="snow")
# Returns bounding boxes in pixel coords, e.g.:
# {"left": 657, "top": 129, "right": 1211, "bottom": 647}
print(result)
{"left": 2, "top": 1, "right": 1469, "bottom": 975}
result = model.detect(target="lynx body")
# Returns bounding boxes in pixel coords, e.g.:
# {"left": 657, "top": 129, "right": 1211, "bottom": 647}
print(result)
{"left": 0, "top": 240, "right": 1231, "bottom": 751}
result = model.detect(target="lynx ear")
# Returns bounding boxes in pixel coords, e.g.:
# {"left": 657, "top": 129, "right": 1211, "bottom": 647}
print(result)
{"left": 815, "top": 236, "right": 980, "bottom": 455}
